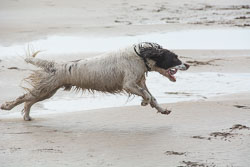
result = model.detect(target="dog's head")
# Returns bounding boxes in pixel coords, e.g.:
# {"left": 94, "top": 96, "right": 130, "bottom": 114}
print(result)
{"left": 138, "top": 42, "right": 189, "bottom": 82}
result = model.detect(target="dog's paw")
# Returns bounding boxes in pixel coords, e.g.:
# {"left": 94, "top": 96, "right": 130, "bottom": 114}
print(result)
{"left": 141, "top": 100, "right": 149, "bottom": 106}
{"left": 23, "top": 115, "right": 32, "bottom": 121}
{"left": 158, "top": 109, "right": 171, "bottom": 115}
{"left": 141, "top": 96, "right": 152, "bottom": 106}
{"left": 1, "top": 102, "right": 13, "bottom": 110}
{"left": 25, "top": 57, "right": 32, "bottom": 63}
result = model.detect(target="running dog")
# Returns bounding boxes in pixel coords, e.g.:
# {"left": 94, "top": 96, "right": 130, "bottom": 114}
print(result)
{"left": 1, "top": 42, "right": 189, "bottom": 121}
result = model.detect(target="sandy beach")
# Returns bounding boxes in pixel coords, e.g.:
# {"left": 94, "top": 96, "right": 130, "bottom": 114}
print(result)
{"left": 0, "top": 94, "right": 250, "bottom": 167}
{"left": 1, "top": 0, "right": 250, "bottom": 166}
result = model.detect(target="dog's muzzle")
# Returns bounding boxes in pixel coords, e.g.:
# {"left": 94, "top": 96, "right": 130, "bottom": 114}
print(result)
{"left": 156, "top": 63, "right": 190, "bottom": 82}
{"left": 174, "top": 63, "right": 190, "bottom": 71}
{"left": 165, "top": 63, "right": 190, "bottom": 82}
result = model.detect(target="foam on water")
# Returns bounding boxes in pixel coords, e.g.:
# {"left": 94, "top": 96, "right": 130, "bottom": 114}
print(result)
{"left": 0, "top": 29, "right": 250, "bottom": 58}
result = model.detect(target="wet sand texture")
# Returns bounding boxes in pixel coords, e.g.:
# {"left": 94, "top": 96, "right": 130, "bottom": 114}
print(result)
{"left": 1, "top": 0, "right": 250, "bottom": 166}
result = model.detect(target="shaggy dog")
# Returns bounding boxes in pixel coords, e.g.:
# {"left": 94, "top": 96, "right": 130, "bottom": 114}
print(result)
{"left": 1, "top": 42, "right": 189, "bottom": 121}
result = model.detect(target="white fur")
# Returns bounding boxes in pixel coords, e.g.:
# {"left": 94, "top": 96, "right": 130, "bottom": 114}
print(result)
{"left": 1, "top": 45, "right": 173, "bottom": 121}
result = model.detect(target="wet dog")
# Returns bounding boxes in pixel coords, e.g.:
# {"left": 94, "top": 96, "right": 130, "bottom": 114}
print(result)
{"left": 1, "top": 42, "right": 189, "bottom": 121}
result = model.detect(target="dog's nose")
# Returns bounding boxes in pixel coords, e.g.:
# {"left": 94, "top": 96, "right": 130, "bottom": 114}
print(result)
{"left": 184, "top": 63, "right": 190, "bottom": 70}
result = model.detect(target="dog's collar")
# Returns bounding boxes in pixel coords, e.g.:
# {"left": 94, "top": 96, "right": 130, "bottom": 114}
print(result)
{"left": 133, "top": 45, "right": 151, "bottom": 71}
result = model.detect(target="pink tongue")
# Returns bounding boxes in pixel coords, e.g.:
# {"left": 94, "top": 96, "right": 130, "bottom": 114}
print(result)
{"left": 172, "top": 76, "right": 176, "bottom": 81}
{"left": 168, "top": 70, "right": 176, "bottom": 81}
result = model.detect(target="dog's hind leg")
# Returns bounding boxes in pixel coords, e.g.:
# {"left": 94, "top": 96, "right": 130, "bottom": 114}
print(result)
{"left": 1, "top": 86, "right": 59, "bottom": 121}
{"left": 22, "top": 101, "right": 36, "bottom": 121}
{"left": 1, "top": 93, "right": 36, "bottom": 111}
{"left": 22, "top": 89, "right": 58, "bottom": 121}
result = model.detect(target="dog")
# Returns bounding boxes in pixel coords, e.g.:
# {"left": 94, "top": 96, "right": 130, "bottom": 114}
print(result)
{"left": 1, "top": 42, "right": 189, "bottom": 121}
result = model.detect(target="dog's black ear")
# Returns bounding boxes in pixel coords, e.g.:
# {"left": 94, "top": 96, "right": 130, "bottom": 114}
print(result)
{"left": 140, "top": 47, "right": 163, "bottom": 60}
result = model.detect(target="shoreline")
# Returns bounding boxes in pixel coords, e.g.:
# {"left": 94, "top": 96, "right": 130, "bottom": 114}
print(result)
{"left": 1, "top": 91, "right": 250, "bottom": 118}
{"left": 1, "top": 29, "right": 250, "bottom": 58}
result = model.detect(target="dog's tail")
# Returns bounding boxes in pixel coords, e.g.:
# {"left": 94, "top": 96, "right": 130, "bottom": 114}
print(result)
{"left": 25, "top": 51, "right": 57, "bottom": 73}
{"left": 22, "top": 51, "right": 59, "bottom": 93}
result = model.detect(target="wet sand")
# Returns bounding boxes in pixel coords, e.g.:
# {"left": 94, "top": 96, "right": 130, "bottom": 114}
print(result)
{"left": 1, "top": 0, "right": 250, "bottom": 46}
{"left": 1, "top": 50, "right": 250, "bottom": 167}
{"left": 1, "top": 0, "right": 250, "bottom": 166}
{"left": 1, "top": 94, "right": 250, "bottom": 167}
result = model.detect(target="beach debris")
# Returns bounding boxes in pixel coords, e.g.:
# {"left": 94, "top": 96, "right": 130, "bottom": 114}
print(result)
{"left": 8, "top": 67, "right": 19, "bottom": 70}
{"left": 4, "top": 131, "right": 32, "bottom": 134}
{"left": 114, "top": 20, "right": 132, "bottom": 25}
{"left": 186, "top": 59, "right": 221, "bottom": 66}
{"left": 235, "top": 16, "right": 250, "bottom": 19}
{"left": 180, "top": 161, "right": 208, "bottom": 167}
{"left": 209, "top": 132, "right": 234, "bottom": 139}
{"left": 7, "top": 66, "right": 28, "bottom": 71}
{"left": 153, "top": 5, "right": 166, "bottom": 12}
{"left": 9, "top": 147, "right": 22, "bottom": 153}
{"left": 217, "top": 5, "right": 250, "bottom": 10}
{"left": 192, "top": 135, "right": 211, "bottom": 140}
{"left": 236, "top": 24, "right": 250, "bottom": 27}
{"left": 193, "top": 124, "right": 250, "bottom": 141}
{"left": 165, "top": 151, "right": 186, "bottom": 156}
{"left": 230, "top": 124, "right": 250, "bottom": 131}
{"left": 133, "top": 7, "right": 143, "bottom": 11}
{"left": 33, "top": 148, "right": 63, "bottom": 153}
{"left": 233, "top": 105, "right": 250, "bottom": 109}
{"left": 164, "top": 92, "right": 207, "bottom": 99}
{"left": 164, "top": 91, "right": 192, "bottom": 96}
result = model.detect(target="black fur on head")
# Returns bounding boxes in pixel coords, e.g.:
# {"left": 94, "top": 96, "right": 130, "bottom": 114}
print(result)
{"left": 138, "top": 42, "right": 182, "bottom": 70}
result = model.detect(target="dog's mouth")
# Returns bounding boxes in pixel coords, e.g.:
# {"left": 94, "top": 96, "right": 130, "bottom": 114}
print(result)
{"left": 156, "top": 68, "right": 178, "bottom": 82}
{"left": 166, "top": 68, "right": 178, "bottom": 82}
{"left": 155, "top": 63, "right": 189, "bottom": 82}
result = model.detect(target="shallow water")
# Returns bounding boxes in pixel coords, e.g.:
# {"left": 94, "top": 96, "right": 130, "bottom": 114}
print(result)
{"left": 0, "top": 29, "right": 250, "bottom": 57}
{"left": 1, "top": 29, "right": 250, "bottom": 117}
{"left": 9, "top": 72, "right": 247, "bottom": 116}
{"left": 1, "top": 72, "right": 250, "bottom": 117}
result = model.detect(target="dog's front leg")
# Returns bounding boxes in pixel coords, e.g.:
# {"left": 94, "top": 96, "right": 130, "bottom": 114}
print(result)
{"left": 150, "top": 97, "right": 171, "bottom": 115}
{"left": 123, "top": 82, "right": 152, "bottom": 105}
{"left": 140, "top": 80, "right": 171, "bottom": 115}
